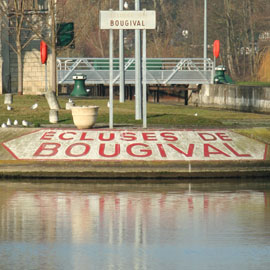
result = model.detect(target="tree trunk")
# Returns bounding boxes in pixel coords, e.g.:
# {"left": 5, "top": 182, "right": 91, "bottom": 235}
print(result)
{"left": 247, "top": 0, "right": 256, "bottom": 78}
{"left": 51, "top": 42, "right": 57, "bottom": 92}
{"left": 49, "top": 0, "right": 57, "bottom": 93}
{"left": 16, "top": 38, "right": 23, "bottom": 95}
{"left": 224, "top": 0, "right": 236, "bottom": 78}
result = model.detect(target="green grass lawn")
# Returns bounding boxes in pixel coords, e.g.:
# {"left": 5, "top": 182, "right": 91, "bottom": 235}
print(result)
{"left": 237, "top": 81, "right": 270, "bottom": 87}
{"left": 1, "top": 94, "right": 270, "bottom": 130}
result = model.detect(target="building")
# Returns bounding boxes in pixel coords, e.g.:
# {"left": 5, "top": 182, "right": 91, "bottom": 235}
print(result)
{"left": 0, "top": 0, "right": 51, "bottom": 95}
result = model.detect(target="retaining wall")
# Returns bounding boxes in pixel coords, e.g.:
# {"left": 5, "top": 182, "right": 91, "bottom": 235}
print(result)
{"left": 191, "top": 84, "right": 270, "bottom": 113}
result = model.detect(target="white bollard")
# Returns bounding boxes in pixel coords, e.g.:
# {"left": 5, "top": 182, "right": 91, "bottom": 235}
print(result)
{"left": 49, "top": 110, "right": 58, "bottom": 124}
{"left": 4, "top": 93, "right": 13, "bottom": 105}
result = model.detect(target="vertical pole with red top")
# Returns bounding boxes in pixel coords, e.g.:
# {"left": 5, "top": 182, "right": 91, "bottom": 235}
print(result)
{"left": 40, "top": 40, "right": 48, "bottom": 91}
{"left": 213, "top": 40, "right": 220, "bottom": 83}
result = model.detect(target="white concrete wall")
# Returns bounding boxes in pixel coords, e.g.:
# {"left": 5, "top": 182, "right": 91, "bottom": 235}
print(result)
{"left": 191, "top": 84, "right": 270, "bottom": 113}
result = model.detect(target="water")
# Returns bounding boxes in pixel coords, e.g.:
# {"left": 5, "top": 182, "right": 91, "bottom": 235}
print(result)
{"left": 0, "top": 181, "right": 270, "bottom": 270}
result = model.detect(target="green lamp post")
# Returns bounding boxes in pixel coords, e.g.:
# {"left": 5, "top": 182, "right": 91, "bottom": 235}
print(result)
{"left": 70, "top": 73, "right": 88, "bottom": 97}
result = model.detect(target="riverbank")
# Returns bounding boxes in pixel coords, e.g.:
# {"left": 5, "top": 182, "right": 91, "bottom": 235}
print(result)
{"left": 1, "top": 95, "right": 270, "bottom": 179}
{"left": 0, "top": 127, "right": 269, "bottom": 179}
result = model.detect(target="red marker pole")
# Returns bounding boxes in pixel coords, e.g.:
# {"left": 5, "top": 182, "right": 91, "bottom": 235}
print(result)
{"left": 40, "top": 41, "right": 48, "bottom": 91}
{"left": 213, "top": 40, "right": 220, "bottom": 83}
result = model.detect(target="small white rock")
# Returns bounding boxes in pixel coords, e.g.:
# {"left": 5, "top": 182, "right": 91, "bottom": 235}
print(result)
{"left": 14, "top": 120, "right": 18, "bottom": 126}
{"left": 7, "top": 105, "right": 12, "bottom": 111}
{"left": 107, "top": 101, "right": 110, "bottom": 108}
{"left": 194, "top": 113, "right": 198, "bottom": 117}
{"left": 1, "top": 123, "right": 7, "bottom": 128}
{"left": 124, "top": 1, "right": 128, "bottom": 9}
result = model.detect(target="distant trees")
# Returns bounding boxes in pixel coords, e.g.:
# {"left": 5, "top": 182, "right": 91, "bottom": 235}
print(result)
{"left": 208, "top": 0, "right": 270, "bottom": 80}
{"left": 1, "top": 0, "right": 270, "bottom": 83}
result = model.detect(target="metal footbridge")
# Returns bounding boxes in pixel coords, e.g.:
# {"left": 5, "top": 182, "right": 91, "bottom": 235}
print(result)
{"left": 57, "top": 58, "right": 214, "bottom": 85}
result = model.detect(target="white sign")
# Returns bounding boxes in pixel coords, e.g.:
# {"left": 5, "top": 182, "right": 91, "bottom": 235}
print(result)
{"left": 2, "top": 129, "right": 267, "bottom": 161}
{"left": 100, "top": 10, "right": 156, "bottom": 30}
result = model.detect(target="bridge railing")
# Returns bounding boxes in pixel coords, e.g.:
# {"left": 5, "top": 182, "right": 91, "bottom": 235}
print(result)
{"left": 57, "top": 58, "right": 214, "bottom": 85}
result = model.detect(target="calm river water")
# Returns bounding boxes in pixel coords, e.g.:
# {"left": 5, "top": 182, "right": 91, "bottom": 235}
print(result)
{"left": 0, "top": 180, "right": 270, "bottom": 270}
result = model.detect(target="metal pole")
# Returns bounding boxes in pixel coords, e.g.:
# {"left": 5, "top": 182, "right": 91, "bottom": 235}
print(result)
{"left": 109, "top": 28, "right": 114, "bottom": 128}
{"left": 119, "top": 0, "right": 125, "bottom": 103}
{"left": 213, "top": 56, "right": 216, "bottom": 84}
{"left": 135, "top": 0, "right": 142, "bottom": 120}
{"left": 204, "top": 0, "right": 207, "bottom": 60}
{"left": 45, "top": 62, "right": 48, "bottom": 92}
{"left": 142, "top": 28, "right": 147, "bottom": 128}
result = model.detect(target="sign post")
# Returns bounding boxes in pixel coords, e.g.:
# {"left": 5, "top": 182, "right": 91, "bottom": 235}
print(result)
{"left": 100, "top": 9, "right": 156, "bottom": 129}
{"left": 119, "top": 0, "right": 125, "bottom": 103}
{"left": 142, "top": 25, "right": 147, "bottom": 128}
{"left": 109, "top": 28, "right": 114, "bottom": 129}
{"left": 135, "top": 0, "right": 142, "bottom": 120}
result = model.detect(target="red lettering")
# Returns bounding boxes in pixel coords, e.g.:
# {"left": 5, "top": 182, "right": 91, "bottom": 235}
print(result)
{"left": 110, "top": 20, "right": 114, "bottom": 26}
{"left": 167, "top": 144, "right": 194, "bottom": 157}
{"left": 127, "top": 143, "right": 152, "bottom": 157}
{"left": 142, "top": 132, "right": 157, "bottom": 141}
{"left": 65, "top": 143, "right": 90, "bottom": 157}
{"left": 216, "top": 133, "right": 232, "bottom": 141}
{"left": 40, "top": 131, "right": 56, "bottom": 140}
{"left": 99, "top": 133, "right": 115, "bottom": 141}
{"left": 204, "top": 144, "right": 230, "bottom": 157}
{"left": 223, "top": 143, "right": 251, "bottom": 157}
{"left": 99, "top": 144, "right": 120, "bottom": 157}
{"left": 198, "top": 133, "right": 217, "bottom": 141}
{"left": 33, "top": 143, "right": 60, "bottom": 157}
{"left": 80, "top": 132, "right": 94, "bottom": 141}
{"left": 120, "top": 132, "right": 137, "bottom": 141}
{"left": 160, "top": 132, "right": 178, "bottom": 141}
{"left": 157, "top": 144, "right": 167, "bottom": 158}
{"left": 59, "top": 132, "right": 76, "bottom": 140}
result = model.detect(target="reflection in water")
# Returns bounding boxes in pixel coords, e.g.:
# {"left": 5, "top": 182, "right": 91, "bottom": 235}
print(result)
{"left": 0, "top": 182, "right": 270, "bottom": 270}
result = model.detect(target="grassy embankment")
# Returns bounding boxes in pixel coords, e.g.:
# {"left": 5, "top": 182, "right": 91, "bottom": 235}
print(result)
{"left": 237, "top": 81, "right": 270, "bottom": 87}
{"left": 0, "top": 94, "right": 270, "bottom": 143}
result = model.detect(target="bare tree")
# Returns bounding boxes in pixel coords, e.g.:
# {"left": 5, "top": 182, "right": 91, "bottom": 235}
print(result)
{"left": 0, "top": 0, "right": 36, "bottom": 95}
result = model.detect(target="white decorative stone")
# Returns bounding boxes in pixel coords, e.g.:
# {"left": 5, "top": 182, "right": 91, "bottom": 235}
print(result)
{"left": 4, "top": 93, "right": 13, "bottom": 105}
{"left": 49, "top": 110, "right": 58, "bottom": 124}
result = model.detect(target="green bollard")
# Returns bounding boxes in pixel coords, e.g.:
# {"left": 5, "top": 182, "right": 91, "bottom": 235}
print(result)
{"left": 214, "top": 65, "right": 228, "bottom": 84}
{"left": 70, "top": 73, "right": 88, "bottom": 97}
